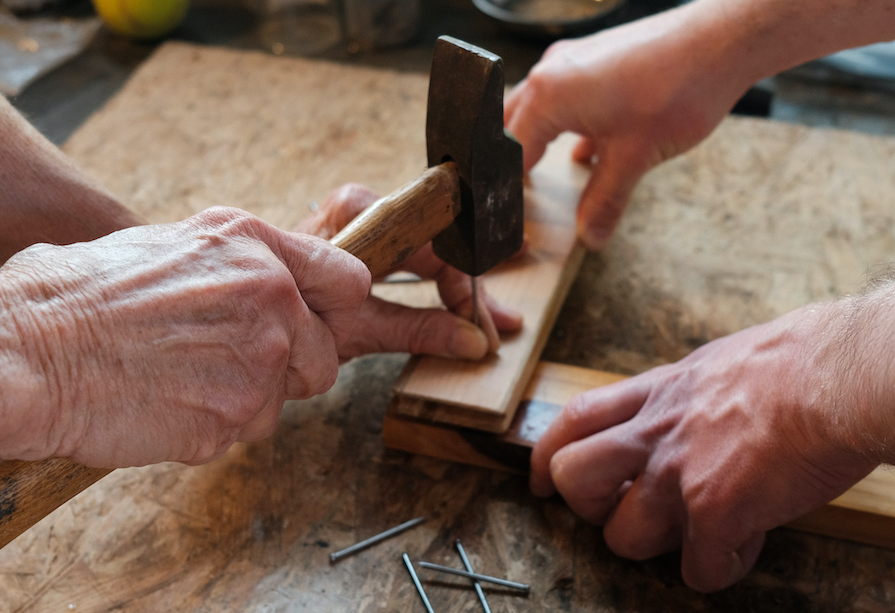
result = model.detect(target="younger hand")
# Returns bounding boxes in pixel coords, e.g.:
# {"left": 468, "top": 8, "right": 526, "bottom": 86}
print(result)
{"left": 297, "top": 184, "right": 524, "bottom": 361}
{"left": 505, "top": 6, "right": 753, "bottom": 250}
{"left": 530, "top": 304, "right": 878, "bottom": 592}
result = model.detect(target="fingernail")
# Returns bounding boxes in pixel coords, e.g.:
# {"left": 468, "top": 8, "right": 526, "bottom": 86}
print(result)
{"left": 577, "top": 221, "right": 609, "bottom": 251}
{"left": 448, "top": 322, "right": 489, "bottom": 360}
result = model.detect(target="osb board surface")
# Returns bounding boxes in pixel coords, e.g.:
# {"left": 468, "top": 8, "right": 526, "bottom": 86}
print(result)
{"left": 4, "top": 40, "right": 895, "bottom": 611}
{"left": 63, "top": 42, "right": 430, "bottom": 229}
{"left": 544, "top": 116, "right": 895, "bottom": 375}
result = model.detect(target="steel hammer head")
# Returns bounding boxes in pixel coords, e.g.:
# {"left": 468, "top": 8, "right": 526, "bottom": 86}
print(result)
{"left": 426, "top": 36, "right": 524, "bottom": 277}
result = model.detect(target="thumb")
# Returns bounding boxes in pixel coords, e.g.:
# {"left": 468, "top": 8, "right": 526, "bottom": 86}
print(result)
{"left": 575, "top": 140, "right": 651, "bottom": 250}
{"left": 338, "top": 296, "right": 490, "bottom": 362}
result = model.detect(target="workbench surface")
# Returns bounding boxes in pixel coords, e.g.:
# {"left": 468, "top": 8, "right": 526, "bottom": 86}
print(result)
{"left": 5, "top": 2, "right": 895, "bottom": 612}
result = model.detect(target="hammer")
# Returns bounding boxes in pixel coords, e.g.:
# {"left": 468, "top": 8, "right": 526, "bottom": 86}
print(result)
{"left": 0, "top": 36, "right": 523, "bottom": 549}
{"left": 331, "top": 35, "right": 524, "bottom": 281}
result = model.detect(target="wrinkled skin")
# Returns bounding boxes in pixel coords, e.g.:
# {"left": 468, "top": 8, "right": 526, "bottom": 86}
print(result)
{"left": 0, "top": 187, "right": 522, "bottom": 470}
{"left": 1, "top": 207, "right": 370, "bottom": 468}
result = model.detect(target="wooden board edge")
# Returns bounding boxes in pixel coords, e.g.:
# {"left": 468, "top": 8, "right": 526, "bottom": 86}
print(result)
{"left": 785, "top": 504, "right": 895, "bottom": 550}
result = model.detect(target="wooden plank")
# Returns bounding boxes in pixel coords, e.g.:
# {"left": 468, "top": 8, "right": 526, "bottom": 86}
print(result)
{"left": 384, "top": 360, "right": 895, "bottom": 549}
{"left": 390, "top": 133, "right": 588, "bottom": 433}
{"left": 384, "top": 361, "right": 624, "bottom": 472}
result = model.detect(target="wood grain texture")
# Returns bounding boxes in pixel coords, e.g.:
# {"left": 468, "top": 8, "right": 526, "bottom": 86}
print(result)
{"left": 0, "top": 460, "right": 110, "bottom": 550}
{"left": 61, "top": 42, "right": 432, "bottom": 230}
{"left": 544, "top": 116, "right": 895, "bottom": 378}
{"left": 331, "top": 162, "right": 460, "bottom": 277}
{"left": 390, "top": 133, "right": 587, "bottom": 432}
{"left": 0, "top": 160, "right": 462, "bottom": 552}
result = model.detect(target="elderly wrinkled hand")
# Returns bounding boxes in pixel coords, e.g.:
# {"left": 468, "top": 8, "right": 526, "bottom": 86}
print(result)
{"left": 0, "top": 207, "right": 370, "bottom": 468}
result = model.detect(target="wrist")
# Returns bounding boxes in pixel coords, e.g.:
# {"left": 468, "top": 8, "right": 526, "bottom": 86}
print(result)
{"left": 0, "top": 275, "right": 57, "bottom": 460}
{"left": 0, "top": 96, "right": 145, "bottom": 263}
{"left": 0, "top": 249, "right": 93, "bottom": 460}
{"left": 822, "top": 283, "right": 895, "bottom": 464}
{"left": 687, "top": 0, "right": 895, "bottom": 88}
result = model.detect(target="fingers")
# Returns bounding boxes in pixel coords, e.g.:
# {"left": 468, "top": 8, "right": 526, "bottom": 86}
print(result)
{"left": 530, "top": 377, "right": 652, "bottom": 496}
{"left": 401, "top": 244, "right": 523, "bottom": 342}
{"left": 575, "top": 141, "right": 650, "bottom": 251}
{"left": 571, "top": 135, "right": 598, "bottom": 164}
{"left": 602, "top": 472, "right": 683, "bottom": 561}
{"left": 505, "top": 77, "right": 567, "bottom": 173}
{"left": 236, "top": 394, "right": 285, "bottom": 443}
{"left": 291, "top": 186, "right": 525, "bottom": 360}
{"left": 275, "top": 231, "right": 371, "bottom": 349}
{"left": 548, "top": 431, "right": 647, "bottom": 525}
{"left": 294, "top": 183, "right": 379, "bottom": 238}
{"left": 337, "top": 296, "right": 491, "bottom": 361}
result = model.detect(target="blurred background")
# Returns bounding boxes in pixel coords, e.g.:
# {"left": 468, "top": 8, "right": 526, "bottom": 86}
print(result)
{"left": 2, "top": 0, "right": 895, "bottom": 146}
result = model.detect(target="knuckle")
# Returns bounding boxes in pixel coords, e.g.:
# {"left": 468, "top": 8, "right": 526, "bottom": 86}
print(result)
{"left": 561, "top": 394, "right": 596, "bottom": 430}
{"left": 290, "top": 346, "right": 339, "bottom": 399}
{"left": 304, "top": 360, "right": 339, "bottom": 398}
{"left": 194, "top": 206, "right": 263, "bottom": 237}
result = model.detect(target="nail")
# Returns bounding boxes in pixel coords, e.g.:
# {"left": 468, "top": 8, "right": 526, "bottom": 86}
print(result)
{"left": 330, "top": 517, "right": 426, "bottom": 563}
{"left": 456, "top": 539, "right": 492, "bottom": 613}
{"left": 404, "top": 553, "right": 436, "bottom": 613}
{"left": 416, "top": 560, "right": 530, "bottom": 592}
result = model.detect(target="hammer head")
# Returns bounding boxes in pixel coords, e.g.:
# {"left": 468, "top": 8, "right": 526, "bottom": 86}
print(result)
{"left": 426, "top": 36, "right": 524, "bottom": 277}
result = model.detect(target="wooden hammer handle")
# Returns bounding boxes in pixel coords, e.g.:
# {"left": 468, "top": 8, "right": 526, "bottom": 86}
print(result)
{"left": 0, "top": 162, "right": 462, "bottom": 550}
{"left": 331, "top": 161, "right": 460, "bottom": 277}
{"left": 0, "top": 459, "right": 110, "bottom": 549}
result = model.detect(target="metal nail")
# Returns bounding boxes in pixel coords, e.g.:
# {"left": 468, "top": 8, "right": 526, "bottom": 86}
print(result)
{"left": 416, "top": 560, "right": 530, "bottom": 592}
{"left": 456, "top": 539, "right": 492, "bottom": 613}
{"left": 329, "top": 517, "right": 426, "bottom": 563}
{"left": 404, "top": 553, "right": 436, "bottom": 613}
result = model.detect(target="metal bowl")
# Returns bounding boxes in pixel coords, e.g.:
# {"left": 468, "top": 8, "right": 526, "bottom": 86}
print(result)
{"left": 472, "top": 0, "right": 628, "bottom": 38}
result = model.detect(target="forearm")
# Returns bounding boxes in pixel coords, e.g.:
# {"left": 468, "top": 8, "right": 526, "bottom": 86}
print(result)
{"left": 0, "top": 96, "right": 144, "bottom": 263}
{"left": 684, "top": 0, "right": 895, "bottom": 90}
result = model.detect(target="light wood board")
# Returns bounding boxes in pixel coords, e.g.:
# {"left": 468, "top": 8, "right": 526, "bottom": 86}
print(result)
{"left": 390, "top": 133, "right": 587, "bottom": 433}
